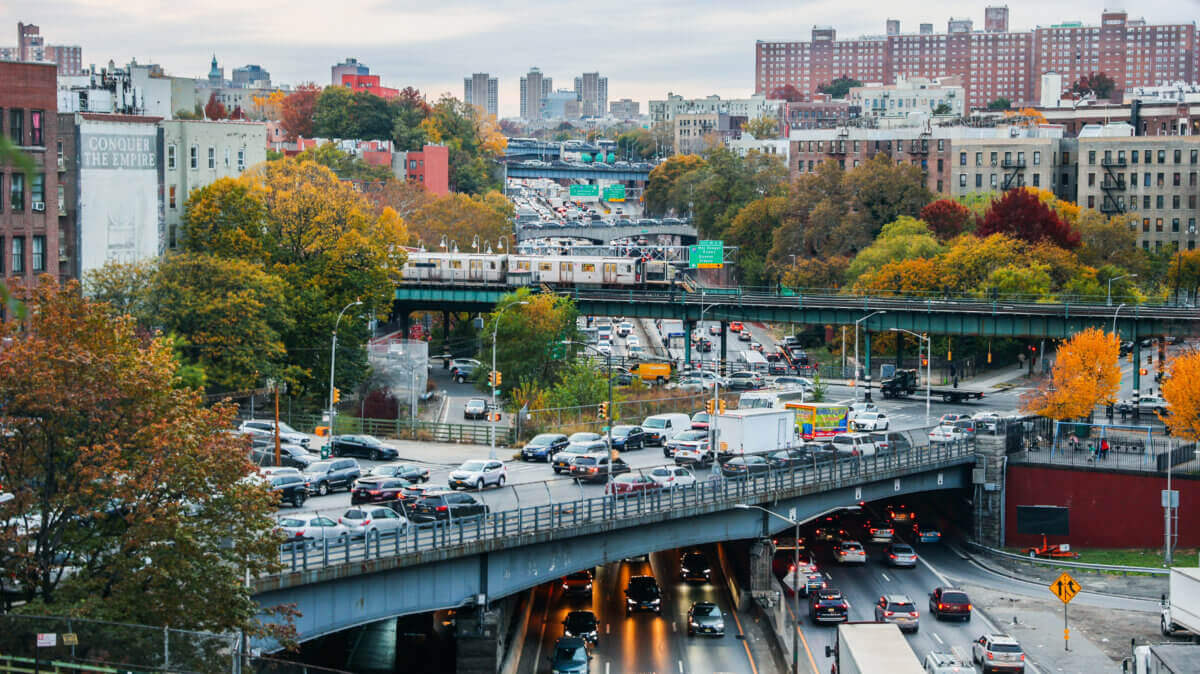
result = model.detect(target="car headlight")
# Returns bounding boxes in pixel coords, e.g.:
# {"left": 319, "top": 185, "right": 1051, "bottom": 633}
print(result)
{"left": 626, "top": 598, "right": 634, "bottom": 605}
{"left": 650, "top": 598, "right": 660, "bottom": 605}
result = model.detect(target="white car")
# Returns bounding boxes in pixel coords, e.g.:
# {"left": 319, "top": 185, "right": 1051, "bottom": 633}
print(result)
{"left": 847, "top": 402, "right": 879, "bottom": 416}
{"left": 448, "top": 459, "right": 507, "bottom": 490}
{"left": 834, "top": 539, "right": 867, "bottom": 564}
{"left": 275, "top": 514, "right": 349, "bottom": 546}
{"left": 830, "top": 432, "right": 877, "bottom": 457}
{"left": 339, "top": 506, "right": 408, "bottom": 538}
{"left": 929, "top": 425, "right": 968, "bottom": 444}
{"left": 239, "top": 420, "right": 310, "bottom": 448}
{"left": 627, "top": 345, "right": 646, "bottom": 360}
{"left": 626, "top": 334, "right": 640, "bottom": 347}
{"left": 850, "top": 411, "right": 890, "bottom": 431}
{"left": 649, "top": 465, "right": 697, "bottom": 489}
{"left": 667, "top": 430, "right": 712, "bottom": 463}
{"left": 617, "top": 322, "right": 634, "bottom": 337}
{"left": 597, "top": 343, "right": 613, "bottom": 356}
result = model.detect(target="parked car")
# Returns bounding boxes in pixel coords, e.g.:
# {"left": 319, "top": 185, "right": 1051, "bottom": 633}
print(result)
{"left": 448, "top": 459, "right": 507, "bottom": 490}
{"left": 330, "top": 434, "right": 398, "bottom": 461}
{"left": 368, "top": 462, "right": 430, "bottom": 482}
{"left": 562, "top": 570, "right": 594, "bottom": 598}
{"left": 275, "top": 513, "right": 348, "bottom": 546}
{"left": 268, "top": 474, "right": 309, "bottom": 508}
{"left": 463, "top": 398, "right": 489, "bottom": 420}
{"left": 408, "top": 491, "right": 489, "bottom": 523}
{"left": 569, "top": 455, "right": 630, "bottom": 483}
{"left": 648, "top": 465, "right": 696, "bottom": 490}
{"left": 607, "top": 425, "right": 645, "bottom": 451}
{"left": 850, "top": 411, "right": 890, "bottom": 431}
{"left": 686, "top": 601, "right": 725, "bottom": 636}
{"left": 875, "top": 594, "right": 920, "bottom": 633}
{"left": 302, "top": 458, "right": 361, "bottom": 496}
{"left": 554, "top": 441, "right": 607, "bottom": 474}
{"left": 548, "top": 637, "right": 591, "bottom": 674}
{"left": 339, "top": 505, "right": 408, "bottom": 538}
{"left": 971, "top": 634, "right": 1025, "bottom": 673}
{"left": 239, "top": 419, "right": 310, "bottom": 448}
{"left": 720, "top": 455, "right": 770, "bottom": 478}
{"left": 450, "top": 358, "right": 481, "bottom": 383}
{"left": 929, "top": 587, "right": 972, "bottom": 621}
{"left": 625, "top": 575, "right": 663, "bottom": 615}
{"left": 886, "top": 542, "right": 918, "bottom": 567}
{"left": 809, "top": 588, "right": 849, "bottom": 624}
{"left": 834, "top": 539, "right": 867, "bottom": 564}
{"left": 521, "top": 433, "right": 569, "bottom": 461}
{"left": 351, "top": 476, "right": 412, "bottom": 504}
{"left": 606, "top": 474, "right": 662, "bottom": 497}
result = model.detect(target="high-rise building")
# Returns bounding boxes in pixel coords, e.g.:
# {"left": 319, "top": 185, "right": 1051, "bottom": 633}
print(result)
{"left": 519, "top": 68, "right": 552, "bottom": 120}
{"left": 610, "top": 99, "right": 640, "bottom": 119}
{"left": 755, "top": 9, "right": 1200, "bottom": 110}
{"left": 573, "top": 72, "right": 608, "bottom": 117}
{"left": 463, "top": 73, "right": 499, "bottom": 118}
{"left": 231, "top": 64, "right": 271, "bottom": 89}
{"left": 886, "top": 19, "right": 900, "bottom": 37}
{"left": 0, "top": 22, "right": 82, "bottom": 75}
{"left": 331, "top": 58, "right": 368, "bottom": 87}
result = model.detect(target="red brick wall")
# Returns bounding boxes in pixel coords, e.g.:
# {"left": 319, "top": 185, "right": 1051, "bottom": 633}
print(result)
{"left": 1005, "top": 464, "right": 1200, "bottom": 548}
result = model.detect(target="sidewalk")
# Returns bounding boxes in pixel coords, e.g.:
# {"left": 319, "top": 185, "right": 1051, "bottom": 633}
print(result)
{"left": 959, "top": 545, "right": 1168, "bottom": 601}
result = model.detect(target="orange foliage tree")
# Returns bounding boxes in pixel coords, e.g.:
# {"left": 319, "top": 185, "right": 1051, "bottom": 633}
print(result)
{"left": 1022, "top": 328, "right": 1121, "bottom": 420}
{"left": 1159, "top": 350, "right": 1200, "bottom": 441}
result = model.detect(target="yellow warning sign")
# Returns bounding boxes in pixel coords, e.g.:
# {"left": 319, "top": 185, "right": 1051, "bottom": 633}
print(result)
{"left": 1049, "top": 572, "right": 1081, "bottom": 604}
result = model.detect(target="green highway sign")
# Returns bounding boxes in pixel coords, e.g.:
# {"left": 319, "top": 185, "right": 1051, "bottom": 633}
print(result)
{"left": 689, "top": 240, "right": 724, "bottom": 268}
{"left": 602, "top": 184, "right": 626, "bottom": 202}
{"left": 569, "top": 184, "right": 599, "bottom": 198}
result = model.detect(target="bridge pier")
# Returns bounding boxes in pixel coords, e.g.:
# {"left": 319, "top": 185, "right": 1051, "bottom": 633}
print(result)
{"left": 684, "top": 320, "right": 694, "bottom": 367}
{"left": 863, "top": 331, "right": 873, "bottom": 402}
{"left": 972, "top": 433, "right": 1007, "bottom": 548}
{"left": 1131, "top": 337, "right": 1141, "bottom": 421}
{"left": 720, "top": 322, "right": 728, "bottom": 375}
{"left": 455, "top": 605, "right": 503, "bottom": 674}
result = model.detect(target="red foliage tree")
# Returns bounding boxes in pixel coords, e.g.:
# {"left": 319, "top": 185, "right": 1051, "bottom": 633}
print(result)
{"left": 977, "top": 188, "right": 1080, "bottom": 249}
{"left": 280, "top": 83, "right": 321, "bottom": 141}
{"left": 770, "top": 84, "right": 806, "bottom": 102}
{"left": 396, "top": 86, "right": 432, "bottom": 116}
{"left": 229, "top": 105, "right": 245, "bottom": 120}
{"left": 203, "top": 92, "right": 227, "bottom": 120}
{"left": 919, "top": 199, "right": 973, "bottom": 240}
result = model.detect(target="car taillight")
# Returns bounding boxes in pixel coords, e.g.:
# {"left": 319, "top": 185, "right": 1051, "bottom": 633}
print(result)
{"left": 889, "top": 554, "right": 897, "bottom": 559}
{"left": 909, "top": 611, "right": 918, "bottom": 617}
{"left": 436, "top": 505, "right": 448, "bottom": 512}
{"left": 987, "top": 653, "right": 994, "bottom": 660}
{"left": 368, "top": 490, "right": 380, "bottom": 495}
{"left": 295, "top": 530, "right": 305, "bottom": 537}
{"left": 362, "top": 519, "right": 371, "bottom": 526}
{"left": 938, "top": 603, "right": 944, "bottom": 610}
{"left": 840, "top": 602, "right": 847, "bottom": 609}
{"left": 884, "top": 611, "right": 894, "bottom": 617}
{"left": 589, "top": 467, "right": 598, "bottom": 473}
{"left": 1020, "top": 654, "right": 1025, "bottom": 661}
{"left": 967, "top": 604, "right": 972, "bottom": 611}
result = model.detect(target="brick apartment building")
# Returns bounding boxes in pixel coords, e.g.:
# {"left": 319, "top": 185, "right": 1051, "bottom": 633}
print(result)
{"left": 393, "top": 145, "right": 449, "bottom": 195}
{"left": 756, "top": 9, "right": 1198, "bottom": 110}
{"left": 1, "top": 61, "right": 59, "bottom": 284}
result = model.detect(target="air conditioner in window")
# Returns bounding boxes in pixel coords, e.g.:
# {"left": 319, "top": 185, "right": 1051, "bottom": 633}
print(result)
{"left": 32, "top": 201, "right": 45, "bottom": 212}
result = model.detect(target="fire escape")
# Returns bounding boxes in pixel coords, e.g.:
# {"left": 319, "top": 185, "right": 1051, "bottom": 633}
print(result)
{"left": 1100, "top": 154, "right": 1127, "bottom": 214}
{"left": 1000, "top": 154, "right": 1026, "bottom": 191}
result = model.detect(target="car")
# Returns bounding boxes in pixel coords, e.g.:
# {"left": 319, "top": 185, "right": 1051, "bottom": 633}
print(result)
{"left": 448, "top": 459, "right": 507, "bottom": 490}
{"left": 268, "top": 474, "right": 309, "bottom": 507}
{"left": 830, "top": 433, "right": 877, "bottom": 457}
{"left": 569, "top": 454, "right": 630, "bottom": 483}
{"left": 867, "top": 521, "right": 895, "bottom": 543}
{"left": 708, "top": 324, "right": 720, "bottom": 336}
{"left": 720, "top": 455, "right": 770, "bottom": 478}
{"left": 463, "top": 398, "right": 489, "bottom": 420}
{"left": 568, "top": 432, "right": 603, "bottom": 444}
{"left": 667, "top": 430, "right": 711, "bottom": 463}
{"left": 648, "top": 465, "right": 696, "bottom": 489}
{"left": 625, "top": 575, "right": 662, "bottom": 615}
{"left": 973, "top": 412, "right": 1004, "bottom": 434}
{"left": 929, "top": 425, "right": 967, "bottom": 444}
{"left": 302, "top": 458, "right": 361, "bottom": 496}
{"left": 929, "top": 587, "right": 972, "bottom": 621}
{"left": 834, "top": 540, "right": 867, "bottom": 564}
{"left": 562, "top": 610, "right": 599, "bottom": 646}
{"left": 680, "top": 551, "right": 711, "bottom": 582}
{"left": 850, "top": 411, "right": 889, "bottom": 431}
{"left": 729, "top": 321, "right": 744, "bottom": 333}
{"left": 938, "top": 412, "right": 971, "bottom": 425}
{"left": 547, "top": 636, "right": 591, "bottom": 674}
{"left": 339, "top": 505, "right": 408, "bottom": 538}
{"left": 642, "top": 413, "right": 693, "bottom": 447}
{"left": 924, "top": 650, "right": 972, "bottom": 674}
{"left": 616, "top": 322, "right": 633, "bottom": 337}
{"left": 368, "top": 462, "right": 430, "bottom": 482}
{"left": 768, "top": 360, "right": 788, "bottom": 376}
{"left": 875, "top": 594, "right": 920, "bottom": 633}
{"left": 554, "top": 441, "right": 607, "bottom": 473}
{"left": 749, "top": 341, "right": 763, "bottom": 352}
{"left": 887, "top": 504, "right": 914, "bottom": 523}
{"left": 1115, "top": 395, "right": 1168, "bottom": 414}
{"left": 408, "top": 491, "right": 488, "bottom": 523}
{"left": 596, "top": 343, "right": 612, "bottom": 356}
{"left": 952, "top": 418, "right": 977, "bottom": 438}
{"left": 971, "top": 634, "right": 1025, "bottom": 673}
{"left": 696, "top": 338, "right": 714, "bottom": 353}
{"left": 916, "top": 524, "right": 942, "bottom": 543}
{"left": 258, "top": 465, "right": 301, "bottom": 478}
{"left": 607, "top": 425, "right": 645, "bottom": 451}
{"left": 690, "top": 411, "right": 712, "bottom": 430}
{"left": 686, "top": 601, "right": 725, "bottom": 636}
{"left": 239, "top": 419, "right": 311, "bottom": 448}
{"left": 772, "top": 376, "right": 815, "bottom": 392}
{"left": 737, "top": 330, "right": 752, "bottom": 342}
{"left": 606, "top": 473, "right": 662, "bottom": 497}
{"left": 450, "top": 358, "right": 481, "bottom": 383}
{"left": 626, "top": 334, "right": 640, "bottom": 347}
{"left": 727, "top": 371, "right": 765, "bottom": 390}
{"left": 562, "top": 570, "right": 594, "bottom": 598}
{"left": 886, "top": 542, "right": 918, "bottom": 567}
{"left": 809, "top": 589, "right": 849, "bottom": 624}
{"left": 330, "top": 434, "right": 398, "bottom": 461}
{"left": 350, "top": 476, "right": 412, "bottom": 504}
{"left": 275, "top": 513, "right": 349, "bottom": 546}
{"left": 521, "top": 433, "right": 569, "bottom": 461}
{"left": 251, "top": 443, "right": 315, "bottom": 470}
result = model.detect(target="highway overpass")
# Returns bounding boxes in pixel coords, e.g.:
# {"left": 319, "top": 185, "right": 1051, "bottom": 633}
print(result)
{"left": 515, "top": 221, "right": 699, "bottom": 244}
{"left": 504, "top": 162, "right": 651, "bottom": 182}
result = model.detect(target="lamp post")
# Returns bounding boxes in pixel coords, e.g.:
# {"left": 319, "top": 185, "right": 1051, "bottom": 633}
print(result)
{"left": 328, "top": 300, "right": 362, "bottom": 443}
{"left": 490, "top": 301, "right": 529, "bottom": 459}
{"left": 854, "top": 311, "right": 886, "bottom": 403}
{"left": 563, "top": 340, "right": 616, "bottom": 490}
{"left": 267, "top": 378, "right": 287, "bottom": 466}
{"left": 1112, "top": 303, "right": 1126, "bottom": 335}
{"left": 1107, "top": 273, "right": 1136, "bottom": 307}
{"left": 891, "top": 328, "right": 931, "bottom": 427}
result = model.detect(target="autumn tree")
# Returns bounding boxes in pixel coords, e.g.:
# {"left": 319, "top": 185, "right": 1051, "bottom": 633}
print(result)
{"left": 1022, "top": 327, "right": 1120, "bottom": 420}
{"left": 645, "top": 154, "right": 706, "bottom": 216}
{"left": 1159, "top": 351, "right": 1200, "bottom": 441}
{"left": 727, "top": 196, "right": 787, "bottom": 286}
{"left": 846, "top": 154, "right": 933, "bottom": 234}
{"left": 920, "top": 199, "right": 974, "bottom": 240}
{"left": 1076, "top": 210, "right": 1142, "bottom": 270}
{"left": 405, "top": 190, "right": 513, "bottom": 251}
{"left": 743, "top": 116, "right": 780, "bottom": 139}
{"left": 280, "top": 83, "right": 320, "bottom": 140}
{"left": 0, "top": 279, "right": 283, "bottom": 634}
{"left": 251, "top": 89, "right": 286, "bottom": 121}
{"left": 295, "top": 142, "right": 393, "bottom": 182}
{"left": 769, "top": 85, "right": 806, "bottom": 102}
{"left": 229, "top": 105, "right": 245, "bottom": 120}
{"left": 846, "top": 216, "right": 944, "bottom": 281}
{"left": 937, "top": 233, "right": 1026, "bottom": 291}
{"left": 1071, "top": 72, "right": 1116, "bottom": 99}
{"left": 203, "top": 91, "right": 227, "bottom": 120}
{"left": 853, "top": 258, "right": 942, "bottom": 296}
{"left": 977, "top": 188, "right": 1080, "bottom": 249}
{"left": 366, "top": 177, "right": 432, "bottom": 221}
{"left": 1166, "top": 249, "right": 1200, "bottom": 303}
{"left": 772, "top": 159, "right": 854, "bottom": 258}
{"left": 780, "top": 255, "right": 850, "bottom": 290}
{"left": 481, "top": 289, "right": 580, "bottom": 391}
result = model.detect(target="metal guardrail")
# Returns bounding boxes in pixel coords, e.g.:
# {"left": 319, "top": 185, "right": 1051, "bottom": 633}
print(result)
{"left": 965, "top": 541, "right": 1169, "bottom": 576}
{"left": 282, "top": 414, "right": 517, "bottom": 447}
{"left": 270, "top": 439, "right": 976, "bottom": 575}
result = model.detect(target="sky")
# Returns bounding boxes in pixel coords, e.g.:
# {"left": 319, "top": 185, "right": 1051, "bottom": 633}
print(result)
{"left": 6, "top": 0, "right": 1200, "bottom": 118}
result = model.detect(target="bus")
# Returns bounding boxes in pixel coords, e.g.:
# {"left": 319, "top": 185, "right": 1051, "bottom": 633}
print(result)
{"left": 739, "top": 389, "right": 808, "bottom": 410}
{"left": 783, "top": 402, "right": 849, "bottom": 440}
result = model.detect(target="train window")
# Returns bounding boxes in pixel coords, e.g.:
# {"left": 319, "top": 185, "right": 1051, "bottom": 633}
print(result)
{"left": 516, "top": 261, "right": 531, "bottom": 271}
{"left": 623, "top": 265, "right": 631, "bottom": 272}
{"left": 581, "top": 263, "right": 596, "bottom": 272}
{"left": 539, "top": 262, "right": 552, "bottom": 271}
{"left": 450, "top": 260, "right": 463, "bottom": 269}
{"left": 560, "top": 262, "right": 572, "bottom": 272}
{"left": 488, "top": 262, "right": 495, "bottom": 269}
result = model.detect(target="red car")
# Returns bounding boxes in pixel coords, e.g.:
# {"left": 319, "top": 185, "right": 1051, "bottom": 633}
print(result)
{"left": 605, "top": 474, "right": 662, "bottom": 496}
{"left": 929, "top": 587, "right": 972, "bottom": 621}
{"left": 729, "top": 321, "right": 744, "bottom": 333}
{"left": 350, "top": 477, "right": 411, "bottom": 504}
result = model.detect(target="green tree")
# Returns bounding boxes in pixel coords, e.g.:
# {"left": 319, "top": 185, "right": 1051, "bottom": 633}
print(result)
{"left": 817, "top": 75, "right": 863, "bottom": 99}
{"left": 480, "top": 289, "right": 580, "bottom": 392}
{"left": 1076, "top": 210, "right": 1142, "bottom": 270}
{"left": 83, "top": 259, "right": 156, "bottom": 320}
{"left": 405, "top": 190, "right": 513, "bottom": 250}
{"left": 987, "top": 97, "right": 1012, "bottom": 111}
{"left": 727, "top": 196, "right": 787, "bottom": 287}
{"left": 742, "top": 116, "right": 780, "bottom": 139}
{"left": 982, "top": 263, "right": 1053, "bottom": 299}
{"left": 644, "top": 154, "right": 706, "bottom": 216}
{"left": 845, "top": 216, "right": 944, "bottom": 280}
{"left": 296, "top": 142, "right": 393, "bottom": 182}
{"left": 545, "top": 361, "right": 613, "bottom": 409}
{"left": 771, "top": 159, "right": 853, "bottom": 259}
{"left": 933, "top": 103, "right": 953, "bottom": 115}
{"left": 845, "top": 154, "right": 933, "bottom": 237}
{"left": 311, "top": 86, "right": 355, "bottom": 138}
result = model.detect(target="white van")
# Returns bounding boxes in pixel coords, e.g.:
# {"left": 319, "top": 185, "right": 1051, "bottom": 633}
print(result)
{"left": 830, "top": 432, "right": 877, "bottom": 457}
{"left": 642, "top": 413, "right": 693, "bottom": 447}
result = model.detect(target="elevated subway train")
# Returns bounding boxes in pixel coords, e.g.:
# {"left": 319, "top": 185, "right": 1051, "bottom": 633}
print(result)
{"left": 401, "top": 251, "right": 677, "bottom": 288}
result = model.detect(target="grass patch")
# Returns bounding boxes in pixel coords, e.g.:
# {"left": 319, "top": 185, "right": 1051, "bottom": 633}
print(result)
{"left": 1003, "top": 547, "right": 1198, "bottom": 572}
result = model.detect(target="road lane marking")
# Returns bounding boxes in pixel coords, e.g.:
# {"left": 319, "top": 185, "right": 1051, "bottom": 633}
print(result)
{"left": 881, "top": 572, "right": 891, "bottom": 582}
{"left": 606, "top": 622, "right": 611, "bottom": 634}
{"left": 672, "top": 621, "right": 677, "bottom": 632}
{"left": 932, "top": 632, "right": 944, "bottom": 645}
{"left": 678, "top": 660, "right": 684, "bottom": 673}
{"left": 724, "top": 604, "right": 760, "bottom": 674}
{"left": 605, "top": 662, "right": 610, "bottom": 674}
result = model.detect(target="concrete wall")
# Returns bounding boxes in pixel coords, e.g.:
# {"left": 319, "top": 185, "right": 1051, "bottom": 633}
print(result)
{"left": 1005, "top": 464, "right": 1200, "bottom": 548}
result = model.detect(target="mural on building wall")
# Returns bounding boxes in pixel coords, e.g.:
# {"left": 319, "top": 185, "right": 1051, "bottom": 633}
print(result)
{"left": 78, "top": 127, "right": 159, "bottom": 273}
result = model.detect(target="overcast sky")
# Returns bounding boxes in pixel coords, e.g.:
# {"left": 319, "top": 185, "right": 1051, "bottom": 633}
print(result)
{"left": 7, "top": 0, "right": 1200, "bottom": 118}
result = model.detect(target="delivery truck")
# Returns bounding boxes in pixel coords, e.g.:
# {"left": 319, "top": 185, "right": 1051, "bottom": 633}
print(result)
{"left": 784, "top": 402, "right": 849, "bottom": 440}
{"left": 826, "top": 622, "right": 923, "bottom": 674}
{"left": 712, "top": 408, "right": 797, "bottom": 459}
{"left": 1160, "top": 567, "right": 1200, "bottom": 637}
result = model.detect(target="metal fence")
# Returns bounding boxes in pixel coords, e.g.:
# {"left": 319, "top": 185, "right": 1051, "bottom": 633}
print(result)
{"left": 278, "top": 413, "right": 516, "bottom": 447}
{"left": 270, "top": 437, "right": 975, "bottom": 574}
{"left": 1004, "top": 417, "right": 1198, "bottom": 474}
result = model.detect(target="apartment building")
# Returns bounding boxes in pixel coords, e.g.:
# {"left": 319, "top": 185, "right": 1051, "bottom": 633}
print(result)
{"left": 610, "top": 99, "right": 640, "bottom": 119}
{"left": 463, "top": 73, "right": 499, "bottom": 119}
{"left": 650, "top": 93, "right": 784, "bottom": 125}
{"left": 951, "top": 135, "right": 1071, "bottom": 200}
{"left": 573, "top": 73, "right": 608, "bottom": 118}
{"left": 0, "top": 61, "right": 59, "bottom": 283}
{"left": 675, "top": 113, "right": 745, "bottom": 155}
{"left": 519, "top": 68, "right": 553, "bottom": 120}
{"left": 790, "top": 126, "right": 955, "bottom": 194}
{"left": 849, "top": 77, "right": 965, "bottom": 119}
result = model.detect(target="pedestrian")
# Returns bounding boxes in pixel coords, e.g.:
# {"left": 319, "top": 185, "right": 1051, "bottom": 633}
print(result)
{"left": 1100, "top": 437, "right": 1110, "bottom": 461}
{"left": 1069, "top": 433, "right": 1079, "bottom": 452}
{"left": 1087, "top": 441, "right": 1097, "bottom": 461}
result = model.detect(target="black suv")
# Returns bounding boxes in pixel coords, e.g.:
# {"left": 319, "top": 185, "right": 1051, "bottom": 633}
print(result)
{"left": 330, "top": 434, "right": 398, "bottom": 461}
{"left": 269, "top": 474, "right": 309, "bottom": 507}
{"left": 409, "top": 492, "right": 489, "bottom": 523}
{"left": 351, "top": 476, "right": 411, "bottom": 504}
{"left": 680, "top": 552, "right": 711, "bottom": 583}
{"left": 302, "top": 458, "right": 361, "bottom": 496}
{"left": 251, "top": 443, "right": 314, "bottom": 470}
{"left": 624, "top": 575, "right": 662, "bottom": 615}
{"left": 569, "top": 455, "right": 630, "bottom": 483}
{"left": 809, "top": 588, "right": 849, "bottom": 624}
{"left": 562, "top": 610, "right": 599, "bottom": 646}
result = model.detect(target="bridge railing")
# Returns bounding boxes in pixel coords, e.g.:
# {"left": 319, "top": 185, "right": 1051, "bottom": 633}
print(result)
{"left": 271, "top": 437, "right": 975, "bottom": 574}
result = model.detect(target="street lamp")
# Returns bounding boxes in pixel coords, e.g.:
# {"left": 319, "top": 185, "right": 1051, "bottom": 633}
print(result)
{"left": 1112, "top": 303, "right": 1126, "bottom": 336}
{"left": 328, "top": 300, "right": 363, "bottom": 443}
{"left": 891, "top": 328, "right": 931, "bottom": 427}
{"left": 563, "top": 340, "right": 617, "bottom": 490}
{"left": 489, "top": 301, "right": 529, "bottom": 459}
{"left": 1107, "top": 273, "right": 1136, "bottom": 306}
{"left": 854, "top": 311, "right": 886, "bottom": 403}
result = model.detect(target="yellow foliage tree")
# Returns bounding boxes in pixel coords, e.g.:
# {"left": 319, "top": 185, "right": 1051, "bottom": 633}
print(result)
{"left": 1027, "top": 186, "right": 1082, "bottom": 226}
{"left": 1004, "top": 107, "right": 1049, "bottom": 126}
{"left": 1159, "top": 351, "right": 1200, "bottom": 441}
{"left": 1022, "top": 328, "right": 1121, "bottom": 420}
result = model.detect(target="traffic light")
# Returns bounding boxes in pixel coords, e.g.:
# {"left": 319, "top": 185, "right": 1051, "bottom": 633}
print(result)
{"left": 718, "top": 400, "right": 727, "bottom": 414}
{"left": 1140, "top": 368, "right": 1149, "bottom": 376}
{"left": 495, "top": 371, "right": 502, "bottom": 386}
{"left": 332, "top": 388, "right": 341, "bottom": 404}
{"left": 706, "top": 399, "right": 716, "bottom": 415}
{"left": 598, "top": 401, "right": 609, "bottom": 419}
{"left": 921, "top": 357, "right": 929, "bottom": 367}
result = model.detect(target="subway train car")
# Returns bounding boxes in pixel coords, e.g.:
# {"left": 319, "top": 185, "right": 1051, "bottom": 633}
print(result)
{"left": 401, "top": 252, "right": 676, "bottom": 289}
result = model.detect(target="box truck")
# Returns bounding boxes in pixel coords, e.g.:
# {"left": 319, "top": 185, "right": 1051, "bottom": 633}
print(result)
{"left": 1161, "top": 567, "right": 1200, "bottom": 637}
{"left": 712, "top": 408, "right": 796, "bottom": 459}
{"left": 826, "top": 622, "right": 923, "bottom": 674}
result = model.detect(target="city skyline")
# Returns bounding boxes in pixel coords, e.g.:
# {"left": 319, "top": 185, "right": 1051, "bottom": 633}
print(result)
{"left": 5, "top": 0, "right": 1199, "bottom": 117}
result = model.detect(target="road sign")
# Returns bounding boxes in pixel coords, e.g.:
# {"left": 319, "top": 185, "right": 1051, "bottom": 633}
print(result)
{"left": 569, "top": 184, "right": 599, "bottom": 198}
{"left": 688, "top": 240, "right": 724, "bottom": 269}
{"left": 61, "top": 633, "right": 78, "bottom": 646}
{"left": 36, "top": 633, "right": 56, "bottom": 648}
{"left": 1049, "top": 571, "right": 1081, "bottom": 603}
{"left": 602, "top": 184, "right": 626, "bottom": 202}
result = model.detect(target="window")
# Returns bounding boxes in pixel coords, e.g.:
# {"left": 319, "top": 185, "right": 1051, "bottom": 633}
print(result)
{"left": 207, "top": 147, "right": 215, "bottom": 169}
{"left": 1088, "top": 172, "right": 1095, "bottom": 186}
{"left": 1088, "top": 150, "right": 1096, "bottom": 164}
{"left": 1033, "top": 151, "right": 1041, "bottom": 165}
{"left": 938, "top": 139, "right": 945, "bottom": 151}
{"left": 31, "top": 236, "right": 44, "bottom": 272}
{"left": 1033, "top": 173, "right": 1040, "bottom": 187}
{"left": 11, "top": 237, "right": 23, "bottom": 273}
{"left": 1174, "top": 195, "right": 1181, "bottom": 209}
{"left": 169, "top": 185, "right": 177, "bottom": 209}
{"left": 1061, "top": 172, "right": 1070, "bottom": 186}
{"left": 1175, "top": 149, "right": 1182, "bottom": 164}
{"left": 937, "top": 158, "right": 943, "bottom": 171}
{"left": 1172, "top": 218, "right": 1180, "bottom": 232}
{"left": 167, "top": 145, "right": 177, "bottom": 170}
{"left": 1157, "top": 195, "right": 1165, "bottom": 209}
{"left": 1158, "top": 172, "right": 1165, "bottom": 187}
{"left": 1191, "top": 195, "right": 1197, "bottom": 209}
{"left": 960, "top": 151, "right": 967, "bottom": 166}
{"left": 1087, "top": 195, "right": 1095, "bottom": 208}
{"left": 189, "top": 145, "right": 198, "bottom": 169}
{"left": 1190, "top": 218, "right": 1197, "bottom": 234}
{"left": 975, "top": 152, "right": 982, "bottom": 166}
{"left": 1132, "top": 150, "right": 1139, "bottom": 164}
{"left": 1144, "top": 195, "right": 1151, "bottom": 209}
{"left": 9, "top": 172, "right": 23, "bottom": 211}
{"left": 1192, "top": 173, "right": 1197, "bottom": 187}
{"left": 1145, "top": 173, "right": 1152, "bottom": 187}
{"left": 1192, "top": 149, "right": 1198, "bottom": 164}
{"left": 1158, "top": 150, "right": 1166, "bottom": 164}
{"left": 57, "top": 184, "right": 65, "bottom": 211}
{"left": 990, "top": 174, "right": 997, "bottom": 188}
{"left": 1156, "top": 218, "right": 1164, "bottom": 232}
{"left": 1142, "top": 218, "right": 1150, "bottom": 232}
{"left": 1117, "top": 150, "right": 1125, "bottom": 163}
{"left": 1145, "top": 150, "right": 1152, "bottom": 164}
{"left": 237, "top": 149, "right": 245, "bottom": 171}
{"left": 1174, "top": 173, "right": 1181, "bottom": 186}
{"left": 56, "top": 140, "right": 63, "bottom": 167}
{"left": 990, "top": 152, "right": 997, "bottom": 166}
{"left": 1063, "top": 151, "right": 1070, "bottom": 164}
{"left": 224, "top": 148, "right": 231, "bottom": 168}
{"left": 9, "top": 109, "right": 23, "bottom": 144}
{"left": 31, "top": 173, "right": 43, "bottom": 206}
{"left": 959, "top": 173, "right": 967, "bottom": 187}
{"left": 30, "top": 110, "right": 43, "bottom": 146}
{"left": 975, "top": 174, "right": 983, "bottom": 188}
{"left": 937, "top": 179, "right": 943, "bottom": 192}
